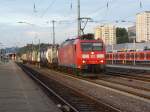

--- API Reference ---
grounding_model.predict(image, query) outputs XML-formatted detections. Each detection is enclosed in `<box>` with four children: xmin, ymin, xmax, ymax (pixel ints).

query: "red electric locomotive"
<box><xmin>58</xmin><ymin>34</ymin><xmax>106</xmax><ymax>75</ymax></box>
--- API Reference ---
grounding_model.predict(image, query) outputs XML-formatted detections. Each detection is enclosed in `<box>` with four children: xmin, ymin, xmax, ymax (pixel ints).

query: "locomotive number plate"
<box><xmin>90</xmin><ymin>55</ymin><xmax>96</xmax><ymax>58</ymax></box>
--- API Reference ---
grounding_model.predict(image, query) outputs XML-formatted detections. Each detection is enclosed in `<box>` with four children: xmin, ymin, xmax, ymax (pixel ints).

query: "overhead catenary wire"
<box><xmin>119</xmin><ymin>1</ymin><xmax>144</xmax><ymax>23</ymax></box>
<box><xmin>40</xmin><ymin>0</ymin><xmax>57</xmax><ymax>18</ymax></box>
<box><xmin>87</xmin><ymin>4</ymin><xmax>107</xmax><ymax>17</ymax></box>
<box><xmin>88</xmin><ymin>0</ymin><xmax>118</xmax><ymax>17</ymax></box>
<box><xmin>32</xmin><ymin>0</ymin><xmax>45</xmax><ymax>13</ymax></box>
<box><xmin>32</xmin><ymin>0</ymin><xmax>148</xmax><ymax>43</ymax></box>
<box><xmin>89</xmin><ymin>0</ymin><xmax>145</xmax><ymax>26</ymax></box>
<box><xmin>60</xmin><ymin>0</ymin><xmax>76</xmax><ymax>23</ymax></box>
<box><xmin>35</xmin><ymin>0</ymin><xmax>145</xmax><ymax>22</ymax></box>
<box><xmin>40</xmin><ymin>0</ymin><xmax>109</xmax><ymax>31</ymax></box>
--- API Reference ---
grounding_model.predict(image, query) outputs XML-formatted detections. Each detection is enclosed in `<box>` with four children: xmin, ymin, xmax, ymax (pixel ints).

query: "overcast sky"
<box><xmin>0</xmin><ymin>0</ymin><xmax>150</xmax><ymax>48</ymax></box>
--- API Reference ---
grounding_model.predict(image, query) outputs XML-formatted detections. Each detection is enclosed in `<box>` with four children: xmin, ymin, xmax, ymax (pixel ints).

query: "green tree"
<box><xmin>116</xmin><ymin>27</ymin><xmax>129</xmax><ymax>44</ymax></box>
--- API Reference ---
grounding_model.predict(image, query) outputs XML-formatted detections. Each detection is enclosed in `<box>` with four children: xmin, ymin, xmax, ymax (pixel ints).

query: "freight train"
<box><xmin>106</xmin><ymin>50</ymin><xmax>150</xmax><ymax>65</ymax></box>
<box><xmin>21</xmin><ymin>34</ymin><xmax>106</xmax><ymax>76</ymax></box>
<box><xmin>40</xmin><ymin>44</ymin><xmax>59</xmax><ymax>68</ymax></box>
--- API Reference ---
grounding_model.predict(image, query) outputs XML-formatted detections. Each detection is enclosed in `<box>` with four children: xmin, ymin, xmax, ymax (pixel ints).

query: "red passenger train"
<box><xmin>58</xmin><ymin>34</ymin><xmax>106</xmax><ymax>73</ymax></box>
<box><xmin>106</xmin><ymin>50</ymin><xmax>150</xmax><ymax>65</ymax></box>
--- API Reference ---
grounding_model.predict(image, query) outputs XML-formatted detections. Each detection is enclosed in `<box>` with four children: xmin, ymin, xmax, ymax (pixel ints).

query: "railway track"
<box><xmin>18</xmin><ymin>63</ymin><xmax>121</xmax><ymax>112</ymax></box>
<box><xmin>92</xmin><ymin>78</ymin><xmax>150</xmax><ymax>100</ymax></box>
<box><xmin>97</xmin><ymin>76</ymin><xmax>150</xmax><ymax>92</ymax></box>
<box><xmin>57</xmin><ymin>70</ymin><xmax>150</xmax><ymax>100</ymax></box>
<box><xmin>46</xmin><ymin>69</ymin><xmax>150</xmax><ymax>101</ymax></box>
<box><xmin>105</xmin><ymin>70</ymin><xmax>150</xmax><ymax>82</ymax></box>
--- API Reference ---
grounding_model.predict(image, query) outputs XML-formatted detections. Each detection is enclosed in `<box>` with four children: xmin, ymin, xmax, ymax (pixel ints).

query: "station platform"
<box><xmin>106</xmin><ymin>64</ymin><xmax>150</xmax><ymax>71</ymax></box>
<box><xmin>0</xmin><ymin>61</ymin><xmax>61</xmax><ymax>112</ymax></box>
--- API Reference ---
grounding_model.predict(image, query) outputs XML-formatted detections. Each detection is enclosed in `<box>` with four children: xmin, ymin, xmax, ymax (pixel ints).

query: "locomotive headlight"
<box><xmin>82</xmin><ymin>60</ymin><xmax>86</xmax><ymax>64</ymax></box>
<box><xmin>82</xmin><ymin>54</ymin><xmax>89</xmax><ymax>58</ymax></box>
<box><xmin>97</xmin><ymin>54</ymin><xmax>104</xmax><ymax>58</ymax></box>
<box><xmin>100</xmin><ymin>60</ymin><xmax>104</xmax><ymax>63</ymax></box>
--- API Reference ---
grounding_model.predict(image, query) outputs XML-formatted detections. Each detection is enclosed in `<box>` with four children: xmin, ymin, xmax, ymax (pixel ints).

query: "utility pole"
<box><xmin>0</xmin><ymin>43</ymin><xmax>2</xmax><ymax>62</ymax></box>
<box><xmin>112</xmin><ymin>44</ymin><xmax>114</xmax><ymax>65</ymax></box>
<box><xmin>52</xmin><ymin>20</ymin><xmax>56</xmax><ymax>64</ymax></box>
<box><xmin>31</xmin><ymin>41</ymin><xmax>33</xmax><ymax>61</ymax></box>
<box><xmin>77</xmin><ymin>0</ymin><xmax>81</xmax><ymax>37</ymax></box>
<box><xmin>77</xmin><ymin>0</ymin><xmax>91</xmax><ymax>36</ymax></box>
<box><xmin>52</xmin><ymin>20</ymin><xmax>56</xmax><ymax>45</ymax></box>
<box><xmin>38</xmin><ymin>39</ymin><xmax>41</xmax><ymax>68</ymax></box>
<box><xmin>133</xmin><ymin>38</ymin><xmax>136</xmax><ymax>65</ymax></box>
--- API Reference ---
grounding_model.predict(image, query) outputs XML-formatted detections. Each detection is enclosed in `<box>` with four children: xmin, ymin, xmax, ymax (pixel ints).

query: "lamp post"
<box><xmin>17</xmin><ymin>21</ymin><xmax>41</xmax><ymax>68</ymax></box>
<box><xmin>77</xmin><ymin>0</ymin><xmax>81</xmax><ymax>37</ymax></box>
<box><xmin>18</xmin><ymin>21</ymin><xmax>35</xmax><ymax>53</ymax></box>
<box><xmin>17</xmin><ymin>21</ymin><xmax>35</xmax><ymax>26</ymax></box>
<box><xmin>0</xmin><ymin>43</ymin><xmax>6</xmax><ymax>63</ymax></box>
<box><xmin>0</xmin><ymin>43</ymin><xmax>2</xmax><ymax>62</ymax></box>
<box><xmin>18</xmin><ymin>21</ymin><xmax>35</xmax><ymax>62</ymax></box>
<box><xmin>133</xmin><ymin>37</ymin><xmax>136</xmax><ymax>65</ymax></box>
<box><xmin>46</xmin><ymin>20</ymin><xmax>56</xmax><ymax>46</ymax></box>
<box><xmin>111</xmin><ymin>43</ymin><xmax>114</xmax><ymax>64</ymax></box>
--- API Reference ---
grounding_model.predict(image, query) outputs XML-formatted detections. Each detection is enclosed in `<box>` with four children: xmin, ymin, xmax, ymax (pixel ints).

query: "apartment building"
<box><xmin>136</xmin><ymin>11</ymin><xmax>150</xmax><ymax>42</ymax></box>
<box><xmin>95</xmin><ymin>24</ymin><xmax>116</xmax><ymax>45</ymax></box>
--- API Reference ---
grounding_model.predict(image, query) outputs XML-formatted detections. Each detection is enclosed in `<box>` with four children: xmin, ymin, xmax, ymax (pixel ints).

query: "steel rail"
<box><xmin>18</xmin><ymin>63</ymin><xmax>121</xmax><ymax>112</ymax></box>
<box><xmin>19</xmin><ymin>64</ymin><xmax>79</xmax><ymax>112</ymax></box>
<box><xmin>105</xmin><ymin>71</ymin><xmax>150</xmax><ymax>82</ymax></box>
<box><xmin>39</xmin><ymin>67</ymin><xmax>150</xmax><ymax>101</ymax></box>
<box><xmin>98</xmin><ymin>77</ymin><xmax>150</xmax><ymax>92</ymax></box>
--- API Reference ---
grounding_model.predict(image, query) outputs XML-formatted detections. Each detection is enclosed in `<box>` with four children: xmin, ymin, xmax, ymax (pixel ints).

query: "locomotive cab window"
<box><xmin>93</xmin><ymin>43</ymin><xmax>103</xmax><ymax>51</ymax></box>
<box><xmin>81</xmin><ymin>43</ymin><xmax>103</xmax><ymax>52</ymax></box>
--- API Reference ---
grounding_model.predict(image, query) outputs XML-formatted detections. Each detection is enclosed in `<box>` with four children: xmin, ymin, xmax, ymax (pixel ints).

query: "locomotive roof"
<box><xmin>60</xmin><ymin>34</ymin><xmax>103</xmax><ymax>47</ymax></box>
<box><xmin>61</xmin><ymin>39</ymin><xmax>75</xmax><ymax>46</ymax></box>
<box><xmin>78</xmin><ymin>34</ymin><xmax>95</xmax><ymax>40</ymax></box>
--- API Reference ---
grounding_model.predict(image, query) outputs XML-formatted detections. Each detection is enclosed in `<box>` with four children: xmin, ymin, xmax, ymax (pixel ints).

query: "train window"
<box><xmin>135</xmin><ymin>53</ymin><xmax>138</xmax><ymax>58</ymax></box>
<box><xmin>146</xmin><ymin>53</ymin><xmax>150</xmax><ymax>58</ymax></box>
<box><xmin>93</xmin><ymin>43</ymin><xmax>103</xmax><ymax>51</ymax></box>
<box><xmin>106</xmin><ymin>54</ymin><xmax>109</xmax><ymax>58</ymax></box>
<box><xmin>131</xmin><ymin>53</ymin><xmax>134</xmax><ymax>58</ymax></box>
<box><xmin>127</xmin><ymin>54</ymin><xmax>130</xmax><ymax>58</ymax></box>
<box><xmin>120</xmin><ymin>54</ymin><xmax>125</xmax><ymax>58</ymax></box>
<box><xmin>81</xmin><ymin>43</ymin><xmax>92</xmax><ymax>51</ymax></box>
<box><xmin>81</xmin><ymin>43</ymin><xmax>103</xmax><ymax>51</ymax></box>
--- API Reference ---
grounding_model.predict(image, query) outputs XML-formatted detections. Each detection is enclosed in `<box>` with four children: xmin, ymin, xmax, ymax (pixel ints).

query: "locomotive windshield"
<box><xmin>81</xmin><ymin>43</ymin><xmax>103</xmax><ymax>51</ymax></box>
